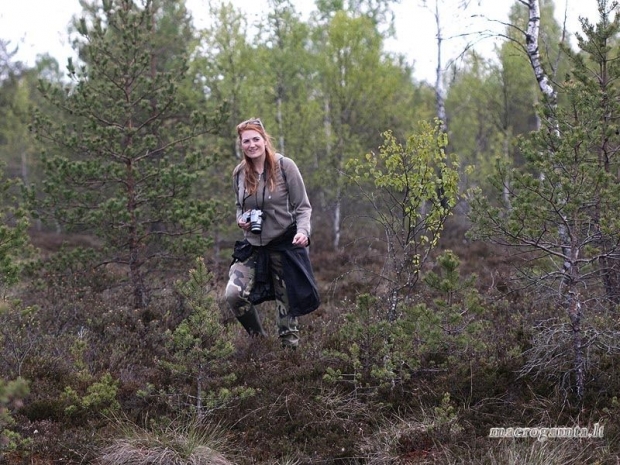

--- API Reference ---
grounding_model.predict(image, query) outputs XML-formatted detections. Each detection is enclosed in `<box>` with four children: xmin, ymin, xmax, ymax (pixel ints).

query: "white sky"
<box><xmin>0</xmin><ymin>0</ymin><xmax>603</xmax><ymax>83</ymax></box>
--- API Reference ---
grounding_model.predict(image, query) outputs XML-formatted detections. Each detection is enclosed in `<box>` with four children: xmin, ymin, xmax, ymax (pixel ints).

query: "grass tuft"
<box><xmin>95</xmin><ymin>414</ymin><xmax>235</xmax><ymax>465</ymax></box>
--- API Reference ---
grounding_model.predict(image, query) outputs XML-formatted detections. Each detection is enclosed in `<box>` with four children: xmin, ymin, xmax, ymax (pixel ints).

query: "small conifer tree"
<box><xmin>29</xmin><ymin>0</ymin><xmax>224</xmax><ymax>308</ymax></box>
<box><xmin>163</xmin><ymin>258</ymin><xmax>250</xmax><ymax>416</ymax></box>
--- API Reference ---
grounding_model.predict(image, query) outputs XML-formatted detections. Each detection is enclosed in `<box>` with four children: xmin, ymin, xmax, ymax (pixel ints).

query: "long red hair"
<box><xmin>236</xmin><ymin>118</ymin><xmax>279</xmax><ymax>195</ymax></box>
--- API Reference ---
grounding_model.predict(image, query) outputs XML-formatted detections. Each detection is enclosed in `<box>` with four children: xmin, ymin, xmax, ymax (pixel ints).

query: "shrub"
<box><xmin>0</xmin><ymin>377</ymin><xmax>29</xmax><ymax>452</ymax></box>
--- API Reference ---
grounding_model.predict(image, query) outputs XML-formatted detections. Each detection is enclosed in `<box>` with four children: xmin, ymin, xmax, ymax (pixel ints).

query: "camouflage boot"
<box><xmin>236</xmin><ymin>307</ymin><xmax>267</xmax><ymax>337</ymax></box>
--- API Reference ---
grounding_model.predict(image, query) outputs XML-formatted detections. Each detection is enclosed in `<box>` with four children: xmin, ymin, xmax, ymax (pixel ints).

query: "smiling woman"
<box><xmin>225</xmin><ymin>117</ymin><xmax>319</xmax><ymax>348</ymax></box>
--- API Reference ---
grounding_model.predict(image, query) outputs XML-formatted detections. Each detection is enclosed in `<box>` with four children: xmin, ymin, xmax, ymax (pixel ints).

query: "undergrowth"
<box><xmin>1</xmin><ymin>217</ymin><xmax>618</xmax><ymax>464</ymax></box>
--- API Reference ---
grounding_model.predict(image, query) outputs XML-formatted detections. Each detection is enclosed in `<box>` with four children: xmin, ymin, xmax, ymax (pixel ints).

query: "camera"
<box><xmin>243</xmin><ymin>209</ymin><xmax>265</xmax><ymax>234</ymax></box>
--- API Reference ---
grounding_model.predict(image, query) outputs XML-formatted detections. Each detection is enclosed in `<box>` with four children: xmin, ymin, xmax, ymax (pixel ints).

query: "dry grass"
<box><xmin>452</xmin><ymin>437</ymin><xmax>610</xmax><ymax>465</ymax></box>
<box><xmin>95</xmin><ymin>415</ymin><xmax>235</xmax><ymax>465</ymax></box>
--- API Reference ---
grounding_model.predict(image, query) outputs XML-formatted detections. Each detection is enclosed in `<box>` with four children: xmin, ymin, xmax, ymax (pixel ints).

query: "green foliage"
<box><xmin>445</xmin><ymin>54</ymin><xmax>507</xmax><ymax>186</ymax></box>
<box><xmin>323</xmin><ymin>293</ymin><xmax>395</xmax><ymax>390</ymax></box>
<box><xmin>315</xmin><ymin>0</ymin><xmax>398</xmax><ymax>29</ymax></box>
<box><xmin>62</xmin><ymin>372</ymin><xmax>120</xmax><ymax>419</ymax></box>
<box><xmin>0</xmin><ymin>70</ymin><xmax>38</xmax><ymax>182</ymax></box>
<box><xmin>346</xmin><ymin>121</ymin><xmax>460</xmax><ymax>319</ymax></box>
<box><xmin>468</xmin><ymin>18</ymin><xmax>620</xmax><ymax>295</ymax></box>
<box><xmin>397</xmin><ymin>250</ymin><xmax>488</xmax><ymax>368</ymax></box>
<box><xmin>163</xmin><ymin>257</ymin><xmax>252</xmax><ymax>413</ymax></box>
<box><xmin>446</xmin><ymin>0</ymin><xmax>572</xmax><ymax>196</ymax></box>
<box><xmin>325</xmin><ymin>250</ymin><xmax>487</xmax><ymax>392</ymax></box>
<box><xmin>29</xmin><ymin>0</ymin><xmax>225</xmax><ymax>308</ymax></box>
<box><xmin>348</xmin><ymin>122</ymin><xmax>458</xmax><ymax>233</ymax></box>
<box><xmin>468</xmin><ymin>1</ymin><xmax>620</xmax><ymax>401</ymax></box>
<box><xmin>0</xmin><ymin>377</ymin><xmax>29</xmax><ymax>452</ymax></box>
<box><xmin>0</xmin><ymin>303</ymin><xmax>40</xmax><ymax>379</ymax></box>
<box><xmin>255</xmin><ymin>0</ymin><xmax>322</xmax><ymax>169</ymax></box>
<box><xmin>192</xmin><ymin>1</ymin><xmax>254</xmax><ymax>142</ymax></box>
<box><xmin>69</xmin><ymin>331</ymin><xmax>90</xmax><ymax>380</ymax></box>
<box><xmin>0</xmin><ymin>169</ymin><xmax>30</xmax><ymax>293</ymax></box>
<box><xmin>431</xmin><ymin>392</ymin><xmax>463</xmax><ymax>438</ymax></box>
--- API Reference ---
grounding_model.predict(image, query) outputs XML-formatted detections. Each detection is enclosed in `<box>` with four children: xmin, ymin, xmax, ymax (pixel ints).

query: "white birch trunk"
<box><xmin>277</xmin><ymin>94</ymin><xmax>285</xmax><ymax>154</ymax></box>
<box><xmin>525</xmin><ymin>0</ymin><xmax>583</xmax><ymax>399</ymax></box>
<box><xmin>322</xmin><ymin>97</ymin><xmax>341</xmax><ymax>249</ymax></box>
<box><xmin>433</xmin><ymin>0</ymin><xmax>447</xmax><ymax>129</ymax></box>
<box><xmin>320</xmin><ymin>98</ymin><xmax>331</xmax><ymax>212</ymax></box>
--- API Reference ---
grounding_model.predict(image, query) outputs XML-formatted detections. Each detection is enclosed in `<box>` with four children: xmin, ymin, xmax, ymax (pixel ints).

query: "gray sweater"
<box><xmin>233</xmin><ymin>154</ymin><xmax>312</xmax><ymax>246</ymax></box>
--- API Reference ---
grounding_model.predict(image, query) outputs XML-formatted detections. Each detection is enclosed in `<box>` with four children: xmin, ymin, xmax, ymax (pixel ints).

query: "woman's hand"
<box><xmin>292</xmin><ymin>232</ymin><xmax>309</xmax><ymax>247</ymax></box>
<box><xmin>238</xmin><ymin>213</ymin><xmax>250</xmax><ymax>232</ymax></box>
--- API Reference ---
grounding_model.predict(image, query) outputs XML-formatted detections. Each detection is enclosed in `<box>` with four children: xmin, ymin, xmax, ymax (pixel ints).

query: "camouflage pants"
<box><xmin>225</xmin><ymin>249</ymin><xmax>299</xmax><ymax>347</ymax></box>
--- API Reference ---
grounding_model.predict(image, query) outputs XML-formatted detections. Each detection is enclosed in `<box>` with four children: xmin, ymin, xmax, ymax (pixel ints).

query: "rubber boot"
<box><xmin>236</xmin><ymin>307</ymin><xmax>267</xmax><ymax>337</ymax></box>
<box><xmin>277</xmin><ymin>314</ymin><xmax>299</xmax><ymax>348</ymax></box>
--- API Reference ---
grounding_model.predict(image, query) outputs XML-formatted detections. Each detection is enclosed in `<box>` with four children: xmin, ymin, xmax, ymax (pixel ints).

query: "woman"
<box><xmin>225</xmin><ymin>118</ymin><xmax>320</xmax><ymax>348</ymax></box>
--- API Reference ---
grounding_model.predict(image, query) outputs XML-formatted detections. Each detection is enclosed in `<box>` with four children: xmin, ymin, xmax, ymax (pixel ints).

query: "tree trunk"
<box><xmin>565</xmin><ymin>284</ymin><xmax>585</xmax><ymax>400</ymax></box>
<box><xmin>525</xmin><ymin>0</ymin><xmax>583</xmax><ymax>399</ymax></box>
<box><xmin>431</xmin><ymin>0</ymin><xmax>450</xmax><ymax>209</ymax></box>
<box><xmin>433</xmin><ymin>0</ymin><xmax>447</xmax><ymax>130</ymax></box>
<box><xmin>277</xmin><ymin>92</ymin><xmax>285</xmax><ymax>154</ymax></box>
<box><xmin>129</xmin><ymin>243</ymin><xmax>148</xmax><ymax>309</ymax></box>
<box><xmin>196</xmin><ymin>364</ymin><xmax>204</xmax><ymax>417</ymax></box>
<box><xmin>599</xmin><ymin>256</ymin><xmax>620</xmax><ymax>308</ymax></box>
<box><xmin>502</xmin><ymin>134</ymin><xmax>511</xmax><ymax>209</ymax></box>
<box><xmin>125</xmin><ymin>137</ymin><xmax>147</xmax><ymax>308</ymax></box>
<box><xmin>333</xmin><ymin>197</ymin><xmax>341</xmax><ymax>250</ymax></box>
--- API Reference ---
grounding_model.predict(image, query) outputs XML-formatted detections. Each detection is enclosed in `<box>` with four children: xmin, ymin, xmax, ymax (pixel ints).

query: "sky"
<box><xmin>0</xmin><ymin>0</ymin><xmax>603</xmax><ymax>83</ymax></box>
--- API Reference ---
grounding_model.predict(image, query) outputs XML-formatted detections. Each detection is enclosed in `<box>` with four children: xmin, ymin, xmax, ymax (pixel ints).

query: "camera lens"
<box><xmin>249</xmin><ymin>209</ymin><xmax>263</xmax><ymax>234</ymax></box>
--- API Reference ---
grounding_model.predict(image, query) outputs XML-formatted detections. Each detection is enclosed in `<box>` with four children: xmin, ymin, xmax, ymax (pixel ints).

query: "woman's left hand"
<box><xmin>292</xmin><ymin>232</ymin><xmax>309</xmax><ymax>247</ymax></box>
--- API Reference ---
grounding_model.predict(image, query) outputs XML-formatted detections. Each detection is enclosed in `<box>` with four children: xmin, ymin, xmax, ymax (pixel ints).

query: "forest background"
<box><xmin>1</xmin><ymin>0</ymin><xmax>620</xmax><ymax>463</ymax></box>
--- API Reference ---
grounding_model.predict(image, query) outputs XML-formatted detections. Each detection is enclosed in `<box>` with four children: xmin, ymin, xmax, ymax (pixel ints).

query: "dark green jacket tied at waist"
<box><xmin>232</xmin><ymin>225</ymin><xmax>320</xmax><ymax>317</ymax></box>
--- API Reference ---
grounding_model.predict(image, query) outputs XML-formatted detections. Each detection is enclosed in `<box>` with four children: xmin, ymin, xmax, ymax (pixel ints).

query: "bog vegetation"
<box><xmin>0</xmin><ymin>0</ymin><xmax>619</xmax><ymax>463</ymax></box>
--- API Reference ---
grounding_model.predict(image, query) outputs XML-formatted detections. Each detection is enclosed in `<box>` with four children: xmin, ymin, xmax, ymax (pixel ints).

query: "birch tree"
<box><xmin>347</xmin><ymin>121</ymin><xmax>459</xmax><ymax>321</ymax></box>
<box><xmin>192</xmin><ymin>1</ymin><xmax>254</xmax><ymax>158</ymax></box>
<box><xmin>314</xmin><ymin>10</ymin><xmax>418</xmax><ymax>249</ymax></box>
<box><xmin>255</xmin><ymin>0</ymin><xmax>320</xmax><ymax>163</ymax></box>
<box><xmin>470</xmin><ymin>0</ymin><xmax>620</xmax><ymax>400</ymax></box>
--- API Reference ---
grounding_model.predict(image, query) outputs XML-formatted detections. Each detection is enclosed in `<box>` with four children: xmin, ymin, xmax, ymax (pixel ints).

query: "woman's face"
<box><xmin>240</xmin><ymin>129</ymin><xmax>266</xmax><ymax>162</ymax></box>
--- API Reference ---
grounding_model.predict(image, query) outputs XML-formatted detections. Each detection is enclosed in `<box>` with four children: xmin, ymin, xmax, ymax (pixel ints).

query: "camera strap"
<box><xmin>237</xmin><ymin>157</ymin><xmax>290</xmax><ymax>245</ymax></box>
<box><xmin>240</xmin><ymin>173</ymin><xmax>267</xmax><ymax>214</ymax></box>
<box><xmin>237</xmin><ymin>156</ymin><xmax>289</xmax><ymax>212</ymax></box>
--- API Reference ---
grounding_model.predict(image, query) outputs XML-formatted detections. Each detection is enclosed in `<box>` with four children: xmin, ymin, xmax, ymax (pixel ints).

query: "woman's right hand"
<box><xmin>238</xmin><ymin>212</ymin><xmax>250</xmax><ymax>231</ymax></box>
